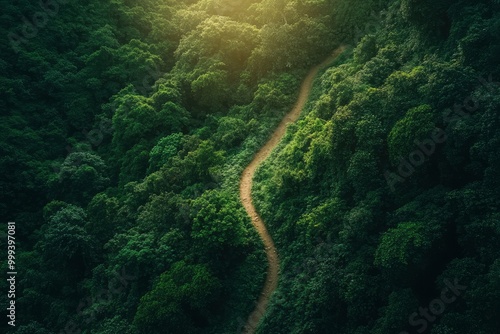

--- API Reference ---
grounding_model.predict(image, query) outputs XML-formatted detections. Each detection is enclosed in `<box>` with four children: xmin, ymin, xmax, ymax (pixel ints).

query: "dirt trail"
<box><xmin>239</xmin><ymin>46</ymin><xmax>346</xmax><ymax>334</ymax></box>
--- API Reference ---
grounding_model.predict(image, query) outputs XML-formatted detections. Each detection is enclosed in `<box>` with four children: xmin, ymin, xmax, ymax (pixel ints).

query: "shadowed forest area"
<box><xmin>1</xmin><ymin>0</ymin><xmax>499</xmax><ymax>333</ymax></box>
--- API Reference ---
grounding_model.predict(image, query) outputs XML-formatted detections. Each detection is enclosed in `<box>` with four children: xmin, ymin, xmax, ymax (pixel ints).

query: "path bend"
<box><xmin>239</xmin><ymin>46</ymin><xmax>346</xmax><ymax>334</ymax></box>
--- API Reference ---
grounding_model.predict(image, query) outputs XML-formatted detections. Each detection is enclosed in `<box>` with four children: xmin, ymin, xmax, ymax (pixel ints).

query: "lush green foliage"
<box><xmin>252</xmin><ymin>1</ymin><xmax>500</xmax><ymax>333</ymax></box>
<box><xmin>1</xmin><ymin>0</ymin><xmax>498</xmax><ymax>333</ymax></box>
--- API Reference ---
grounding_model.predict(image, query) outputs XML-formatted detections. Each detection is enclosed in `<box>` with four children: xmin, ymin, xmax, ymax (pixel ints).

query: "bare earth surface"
<box><xmin>239</xmin><ymin>46</ymin><xmax>346</xmax><ymax>334</ymax></box>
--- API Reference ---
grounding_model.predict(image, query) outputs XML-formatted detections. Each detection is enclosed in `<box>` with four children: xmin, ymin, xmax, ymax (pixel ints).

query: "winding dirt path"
<box><xmin>239</xmin><ymin>46</ymin><xmax>346</xmax><ymax>334</ymax></box>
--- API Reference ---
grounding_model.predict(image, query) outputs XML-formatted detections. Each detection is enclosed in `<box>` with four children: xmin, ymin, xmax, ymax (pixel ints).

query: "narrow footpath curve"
<box><xmin>239</xmin><ymin>46</ymin><xmax>346</xmax><ymax>334</ymax></box>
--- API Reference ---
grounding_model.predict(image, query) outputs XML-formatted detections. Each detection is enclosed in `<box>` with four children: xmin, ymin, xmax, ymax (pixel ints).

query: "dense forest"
<box><xmin>1</xmin><ymin>0</ymin><xmax>499</xmax><ymax>333</ymax></box>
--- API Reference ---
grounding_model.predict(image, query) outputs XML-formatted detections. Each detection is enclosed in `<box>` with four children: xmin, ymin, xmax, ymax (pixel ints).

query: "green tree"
<box><xmin>387</xmin><ymin>104</ymin><xmax>435</xmax><ymax>164</ymax></box>
<box><xmin>37</xmin><ymin>209</ymin><xmax>97</xmax><ymax>275</ymax></box>
<box><xmin>133</xmin><ymin>261</ymin><xmax>221</xmax><ymax>333</ymax></box>
<box><xmin>148</xmin><ymin>133</ymin><xmax>184</xmax><ymax>173</ymax></box>
<box><xmin>190</xmin><ymin>190</ymin><xmax>248</xmax><ymax>259</ymax></box>
<box><xmin>50</xmin><ymin>151</ymin><xmax>110</xmax><ymax>204</ymax></box>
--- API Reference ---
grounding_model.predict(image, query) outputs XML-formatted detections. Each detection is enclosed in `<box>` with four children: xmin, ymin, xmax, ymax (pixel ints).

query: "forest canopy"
<box><xmin>1</xmin><ymin>0</ymin><xmax>499</xmax><ymax>333</ymax></box>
